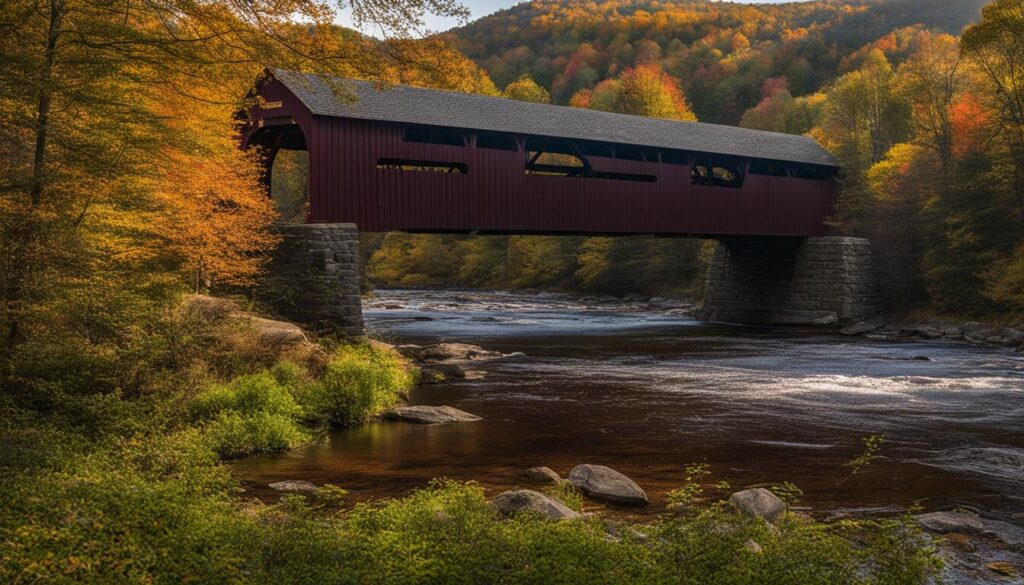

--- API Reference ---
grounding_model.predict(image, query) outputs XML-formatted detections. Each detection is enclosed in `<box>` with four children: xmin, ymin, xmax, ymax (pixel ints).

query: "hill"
<box><xmin>450</xmin><ymin>0</ymin><xmax>987</xmax><ymax>123</ymax></box>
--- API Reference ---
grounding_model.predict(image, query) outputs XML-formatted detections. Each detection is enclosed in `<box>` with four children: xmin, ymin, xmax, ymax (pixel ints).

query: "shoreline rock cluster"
<box><xmin>373</xmin><ymin>339</ymin><xmax>519</xmax><ymax>385</ymax></box>
<box><xmin>840</xmin><ymin>316</ymin><xmax>1024</xmax><ymax>350</ymax></box>
<box><xmin>266</xmin><ymin>465</ymin><xmax>1022</xmax><ymax>581</ymax></box>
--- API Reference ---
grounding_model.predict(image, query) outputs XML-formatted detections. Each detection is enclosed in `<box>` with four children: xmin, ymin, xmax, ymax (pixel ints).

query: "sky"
<box><xmin>337</xmin><ymin>0</ymin><xmax>814</xmax><ymax>35</ymax></box>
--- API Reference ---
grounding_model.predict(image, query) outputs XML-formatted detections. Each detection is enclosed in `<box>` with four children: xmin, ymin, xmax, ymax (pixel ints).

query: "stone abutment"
<box><xmin>702</xmin><ymin>236</ymin><xmax>881</xmax><ymax>325</ymax></box>
<box><xmin>259</xmin><ymin>223</ymin><xmax>364</xmax><ymax>337</ymax></box>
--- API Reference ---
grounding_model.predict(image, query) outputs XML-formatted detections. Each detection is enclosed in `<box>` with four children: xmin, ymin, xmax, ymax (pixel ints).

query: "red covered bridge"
<box><xmin>241</xmin><ymin>69</ymin><xmax>839</xmax><ymax>237</ymax></box>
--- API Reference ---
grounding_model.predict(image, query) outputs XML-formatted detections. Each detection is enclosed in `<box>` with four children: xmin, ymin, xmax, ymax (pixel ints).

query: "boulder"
<box><xmin>367</xmin><ymin>339</ymin><xmax>396</xmax><ymax>352</ymax></box>
<box><xmin>962</xmin><ymin>322</ymin><xmax>999</xmax><ymax>344</ymax></box>
<box><xmin>522</xmin><ymin>466</ymin><xmax>562</xmax><ymax>484</ymax></box>
<box><xmin>840</xmin><ymin>316</ymin><xmax>888</xmax><ymax>336</ymax></box>
<box><xmin>567</xmin><ymin>464</ymin><xmax>648</xmax><ymax>506</ymax></box>
<box><xmin>185</xmin><ymin>294</ymin><xmax>239</xmax><ymax>320</ymax></box>
<box><xmin>418</xmin><ymin>343</ymin><xmax>500</xmax><ymax>362</ymax></box>
<box><xmin>385</xmin><ymin>405</ymin><xmax>481</xmax><ymax>425</ymax></box>
<box><xmin>423</xmin><ymin>363</ymin><xmax>466</xmax><ymax>379</ymax></box>
<box><xmin>418</xmin><ymin>363</ymin><xmax>466</xmax><ymax>384</ymax></box>
<box><xmin>248</xmin><ymin>317</ymin><xmax>309</xmax><ymax>346</ymax></box>
<box><xmin>395</xmin><ymin>344</ymin><xmax>425</xmax><ymax>360</ymax></box>
<box><xmin>916</xmin><ymin>511</ymin><xmax>984</xmax><ymax>534</ymax></box>
<box><xmin>729</xmin><ymin>488</ymin><xmax>787</xmax><ymax>524</ymax></box>
<box><xmin>982</xmin><ymin>518</ymin><xmax>1024</xmax><ymax>546</ymax></box>
<box><xmin>490</xmin><ymin>489</ymin><xmax>581</xmax><ymax>520</ymax></box>
<box><xmin>268</xmin><ymin>480</ymin><xmax>318</xmax><ymax>493</ymax></box>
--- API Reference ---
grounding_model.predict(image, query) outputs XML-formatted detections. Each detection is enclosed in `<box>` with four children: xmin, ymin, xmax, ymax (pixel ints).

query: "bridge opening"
<box><xmin>271</xmin><ymin>148</ymin><xmax>309</xmax><ymax>223</ymax></box>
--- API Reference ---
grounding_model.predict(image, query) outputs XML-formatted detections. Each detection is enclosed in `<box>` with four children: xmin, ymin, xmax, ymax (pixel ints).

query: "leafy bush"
<box><xmin>299</xmin><ymin>344</ymin><xmax>415</xmax><ymax>426</ymax></box>
<box><xmin>203</xmin><ymin>411</ymin><xmax>310</xmax><ymax>459</ymax></box>
<box><xmin>190</xmin><ymin>370</ymin><xmax>302</xmax><ymax>420</ymax></box>
<box><xmin>190</xmin><ymin>370</ymin><xmax>309</xmax><ymax>458</ymax></box>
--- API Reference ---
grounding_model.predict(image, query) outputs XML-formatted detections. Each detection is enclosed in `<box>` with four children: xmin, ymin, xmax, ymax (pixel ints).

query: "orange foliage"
<box><xmin>950</xmin><ymin>94</ymin><xmax>992</xmax><ymax>157</ymax></box>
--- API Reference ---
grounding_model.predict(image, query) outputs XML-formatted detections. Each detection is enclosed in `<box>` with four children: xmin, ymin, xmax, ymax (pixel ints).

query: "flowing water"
<box><xmin>235</xmin><ymin>289</ymin><xmax>1024</xmax><ymax>520</ymax></box>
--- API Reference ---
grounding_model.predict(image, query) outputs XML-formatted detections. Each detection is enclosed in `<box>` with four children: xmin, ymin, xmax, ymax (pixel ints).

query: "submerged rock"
<box><xmin>490</xmin><ymin>489</ymin><xmax>581</xmax><ymax>520</ymax></box>
<box><xmin>386</xmin><ymin>405</ymin><xmax>481</xmax><ymax>424</ymax></box>
<box><xmin>916</xmin><ymin>511</ymin><xmax>985</xmax><ymax>534</ymax></box>
<box><xmin>268</xmin><ymin>480</ymin><xmax>318</xmax><ymax>493</ymax></box>
<box><xmin>522</xmin><ymin>466</ymin><xmax>562</xmax><ymax>485</ymax></box>
<box><xmin>567</xmin><ymin>464</ymin><xmax>648</xmax><ymax>506</ymax></box>
<box><xmin>729</xmin><ymin>488</ymin><xmax>787</xmax><ymax>524</ymax></box>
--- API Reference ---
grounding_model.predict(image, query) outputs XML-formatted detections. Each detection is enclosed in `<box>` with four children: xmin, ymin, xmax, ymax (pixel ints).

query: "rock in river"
<box><xmin>269</xmin><ymin>480</ymin><xmax>318</xmax><ymax>493</ymax></box>
<box><xmin>729</xmin><ymin>488</ymin><xmax>787</xmax><ymax>524</ymax></box>
<box><xmin>522</xmin><ymin>466</ymin><xmax>562</xmax><ymax>484</ymax></box>
<box><xmin>419</xmin><ymin>363</ymin><xmax>466</xmax><ymax>384</ymax></box>
<box><xmin>386</xmin><ymin>405</ymin><xmax>481</xmax><ymax>425</ymax></box>
<box><xmin>567</xmin><ymin>464</ymin><xmax>648</xmax><ymax>506</ymax></box>
<box><xmin>490</xmin><ymin>489</ymin><xmax>581</xmax><ymax>520</ymax></box>
<box><xmin>417</xmin><ymin>342</ymin><xmax>500</xmax><ymax>362</ymax></box>
<box><xmin>916</xmin><ymin>511</ymin><xmax>984</xmax><ymax>534</ymax></box>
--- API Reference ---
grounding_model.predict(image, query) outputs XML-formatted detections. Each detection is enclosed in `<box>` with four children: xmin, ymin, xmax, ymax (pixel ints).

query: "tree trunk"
<box><xmin>4</xmin><ymin>0</ymin><xmax>64</xmax><ymax>350</ymax></box>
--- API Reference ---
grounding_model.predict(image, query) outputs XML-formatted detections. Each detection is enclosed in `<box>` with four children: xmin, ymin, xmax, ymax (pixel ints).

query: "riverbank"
<box><xmin>0</xmin><ymin>291</ymin><xmax>967</xmax><ymax>583</ymax></box>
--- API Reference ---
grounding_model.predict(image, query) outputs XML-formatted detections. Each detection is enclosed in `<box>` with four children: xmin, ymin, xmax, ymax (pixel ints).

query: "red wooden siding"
<box><xmin>242</xmin><ymin>78</ymin><xmax>836</xmax><ymax>237</ymax></box>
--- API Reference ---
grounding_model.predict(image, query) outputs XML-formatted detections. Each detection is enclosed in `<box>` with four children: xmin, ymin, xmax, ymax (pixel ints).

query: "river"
<box><xmin>235</xmin><ymin>289</ymin><xmax>1024</xmax><ymax>520</ymax></box>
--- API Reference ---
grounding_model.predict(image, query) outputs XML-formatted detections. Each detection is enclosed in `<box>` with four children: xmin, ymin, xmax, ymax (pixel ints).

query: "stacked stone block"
<box><xmin>260</xmin><ymin>223</ymin><xmax>364</xmax><ymax>337</ymax></box>
<box><xmin>702</xmin><ymin>236</ymin><xmax>880</xmax><ymax>325</ymax></box>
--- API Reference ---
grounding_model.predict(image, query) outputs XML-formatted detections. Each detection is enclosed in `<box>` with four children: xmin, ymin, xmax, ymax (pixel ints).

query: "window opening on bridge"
<box><xmin>749</xmin><ymin>160</ymin><xmax>789</xmax><ymax>177</ymax></box>
<box><xmin>377</xmin><ymin>158</ymin><xmax>468</xmax><ymax>174</ymax></box>
<box><xmin>402</xmin><ymin>125</ymin><xmax>466</xmax><ymax>147</ymax></box>
<box><xmin>692</xmin><ymin>156</ymin><xmax>745</xmax><ymax>188</ymax></box>
<box><xmin>524</xmin><ymin>138</ymin><xmax>658</xmax><ymax>182</ymax></box>
<box><xmin>475</xmin><ymin>131</ymin><xmax>518</xmax><ymax>151</ymax></box>
<box><xmin>524</xmin><ymin>137</ymin><xmax>591</xmax><ymax>177</ymax></box>
<box><xmin>791</xmin><ymin>164</ymin><xmax>829</xmax><ymax>181</ymax></box>
<box><xmin>525</xmin><ymin>150</ymin><xmax>590</xmax><ymax>177</ymax></box>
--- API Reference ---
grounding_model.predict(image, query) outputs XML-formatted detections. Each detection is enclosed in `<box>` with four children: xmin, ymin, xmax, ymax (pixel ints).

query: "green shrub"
<box><xmin>189</xmin><ymin>370</ymin><xmax>310</xmax><ymax>458</ymax></box>
<box><xmin>203</xmin><ymin>411</ymin><xmax>310</xmax><ymax>459</ymax></box>
<box><xmin>544</xmin><ymin>481</ymin><xmax>585</xmax><ymax>512</ymax></box>
<box><xmin>300</xmin><ymin>344</ymin><xmax>415</xmax><ymax>426</ymax></box>
<box><xmin>190</xmin><ymin>371</ymin><xmax>301</xmax><ymax>421</ymax></box>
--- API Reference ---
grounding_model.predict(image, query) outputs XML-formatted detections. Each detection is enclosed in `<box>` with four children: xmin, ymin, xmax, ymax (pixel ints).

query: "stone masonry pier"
<box><xmin>260</xmin><ymin>223</ymin><xmax>364</xmax><ymax>337</ymax></box>
<box><xmin>702</xmin><ymin>236</ymin><xmax>880</xmax><ymax>326</ymax></box>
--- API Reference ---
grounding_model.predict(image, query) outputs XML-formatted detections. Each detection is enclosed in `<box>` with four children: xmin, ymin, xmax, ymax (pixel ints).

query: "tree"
<box><xmin>0</xmin><ymin>0</ymin><xmax>471</xmax><ymax>359</ymax></box>
<box><xmin>740</xmin><ymin>77</ymin><xmax>824</xmax><ymax>134</ymax></box>
<box><xmin>962</xmin><ymin>0</ymin><xmax>1024</xmax><ymax>209</ymax></box>
<box><xmin>573</xmin><ymin>65</ymin><xmax>696</xmax><ymax>121</ymax></box>
<box><xmin>896</xmin><ymin>32</ymin><xmax>963</xmax><ymax>176</ymax></box>
<box><xmin>503</xmin><ymin>75</ymin><xmax>551</xmax><ymax>103</ymax></box>
<box><xmin>813</xmin><ymin>50</ymin><xmax>910</xmax><ymax>232</ymax></box>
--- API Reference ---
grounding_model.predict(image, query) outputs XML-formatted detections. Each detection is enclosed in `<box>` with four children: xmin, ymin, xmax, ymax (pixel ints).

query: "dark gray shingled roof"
<box><xmin>270</xmin><ymin>69</ymin><xmax>838</xmax><ymax>168</ymax></box>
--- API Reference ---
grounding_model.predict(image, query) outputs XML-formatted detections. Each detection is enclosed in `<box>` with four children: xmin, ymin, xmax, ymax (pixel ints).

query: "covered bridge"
<box><xmin>242</xmin><ymin>70</ymin><xmax>878</xmax><ymax>334</ymax></box>
<box><xmin>241</xmin><ymin>69</ymin><xmax>838</xmax><ymax>237</ymax></box>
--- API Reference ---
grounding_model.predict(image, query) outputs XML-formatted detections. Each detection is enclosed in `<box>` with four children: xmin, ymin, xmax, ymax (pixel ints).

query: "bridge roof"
<box><xmin>270</xmin><ymin>69</ymin><xmax>838</xmax><ymax>168</ymax></box>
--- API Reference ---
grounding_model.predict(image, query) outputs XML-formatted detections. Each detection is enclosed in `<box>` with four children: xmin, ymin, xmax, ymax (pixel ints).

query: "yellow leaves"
<box><xmin>866</xmin><ymin>143</ymin><xmax>926</xmax><ymax>203</ymax></box>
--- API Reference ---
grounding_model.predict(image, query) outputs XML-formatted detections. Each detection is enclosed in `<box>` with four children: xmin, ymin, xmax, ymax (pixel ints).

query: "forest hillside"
<box><xmin>361</xmin><ymin>0</ymin><xmax>1024</xmax><ymax>321</ymax></box>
